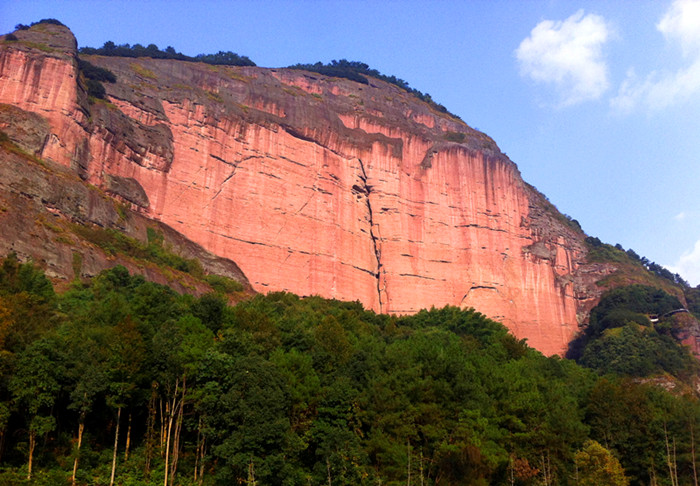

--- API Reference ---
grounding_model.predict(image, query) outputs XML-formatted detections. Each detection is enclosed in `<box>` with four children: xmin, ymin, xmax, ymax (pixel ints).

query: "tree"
<box><xmin>575</xmin><ymin>440</ymin><xmax>629</xmax><ymax>486</ymax></box>
<box><xmin>9</xmin><ymin>338</ymin><xmax>65</xmax><ymax>479</ymax></box>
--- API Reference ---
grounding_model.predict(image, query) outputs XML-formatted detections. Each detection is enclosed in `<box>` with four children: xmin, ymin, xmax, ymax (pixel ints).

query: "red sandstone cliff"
<box><xmin>0</xmin><ymin>24</ymin><xmax>615</xmax><ymax>355</ymax></box>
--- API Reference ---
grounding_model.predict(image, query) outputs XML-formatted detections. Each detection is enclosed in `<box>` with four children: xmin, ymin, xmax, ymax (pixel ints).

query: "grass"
<box><xmin>0</xmin><ymin>130</ymin><xmax>46</xmax><ymax>168</ymax></box>
<box><xmin>205</xmin><ymin>90</ymin><xmax>224</xmax><ymax>103</ymax></box>
<box><xmin>115</xmin><ymin>202</ymin><xmax>129</xmax><ymax>221</ymax></box>
<box><xmin>20</xmin><ymin>41</ymin><xmax>55</xmax><ymax>53</ymax></box>
<box><xmin>88</xmin><ymin>96</ymin><xmax>118</xmax><ymax>109</ymax></box>
<box><xmin>206</xmin><ymin>65</ymin><xmax>251</xmax><ymax>83</ymax></box>
<box><xmin>71</xmin><ymin>251</ymin><xmax>82</xmax><ymax>280</ymax></box>
<box><xmin>70</xmin><ymin>224</ymin><xmax>205</xmax><ymax>279</ymax></box>
<box><xmin>130</xmin><ymin>63</ymin><xmax>157</xmax><ymax>80</ymax></box>
<box><xmin>204</xmin><ymin>274</ymin><xmax>244</xmax><ymax>293</ymax></box>
<box><xmin>282</xmin><ymin>86</ymin><xmax>304</xmax><ymax>97</ymax></box>
<box><xmin>35</xmin><ymin>215</ymin><xmax>64</xmax><ymax>234</ymax></box>
<box><xmin>172</xmin><ymin>83</ymin><xmax>194</xmax><ymax>91</ymax></box>
<box><xmin>444</xmin><ymin>131</ymin><xmax>467</xmax><ymax>143</ymax></box>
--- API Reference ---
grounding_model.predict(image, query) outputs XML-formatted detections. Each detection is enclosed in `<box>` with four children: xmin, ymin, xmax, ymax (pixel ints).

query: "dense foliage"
<box><xmin>0</xmin><ymin>256</ymin><xmax>699</xmax><ymax>485</ymax></box>
<box><xmin>77</xmin><ymin>59</ymin><xmax>117</xmax><ymax>100</ymax></box>
<box><xmin>570</xmin><ymin>285</ymin><xmax>697</xmax><ymax>378</ymax></box>
<box><xmin>79</xmin><ymin>42</ymin><xmax>255</xmax><ymax>67</ymax></box>
<box><xmin>585</xmin><ymin>237</ymin><xmax>688</xmax><ymax>286</ymax></box>
<box><xmin>288</xmin><ymin>59</ymin><xmax>461</xmax><ymax>120</ymax></box>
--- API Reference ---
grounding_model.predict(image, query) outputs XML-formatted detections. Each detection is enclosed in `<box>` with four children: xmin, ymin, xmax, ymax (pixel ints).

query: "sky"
<box><xmin>2</xmin><ymin>0</ymin><xmax>700</xmax><ymax>284</ymax></box>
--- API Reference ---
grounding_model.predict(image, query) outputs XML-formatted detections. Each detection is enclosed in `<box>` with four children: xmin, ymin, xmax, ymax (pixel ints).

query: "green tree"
<box><xmin>9</xmin><ymin>338</ymin><xmax>65</xmax><ymax>479</ymax></box>
<box><xmin>575</xmin><ymin>440</ymin><xmax>629</xmax><ymax>486</ymax></box>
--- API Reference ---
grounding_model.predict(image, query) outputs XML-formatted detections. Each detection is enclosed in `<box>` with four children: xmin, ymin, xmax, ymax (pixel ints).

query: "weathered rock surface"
<box><xmin>0</xmin><ymin>137</ymin><xmax>251</xmax><ymax>294</ymax></box>
<box><xmin>0</xmin><ymin>24</ymin><xmax>617</xmax><ymax>355</ymax></box>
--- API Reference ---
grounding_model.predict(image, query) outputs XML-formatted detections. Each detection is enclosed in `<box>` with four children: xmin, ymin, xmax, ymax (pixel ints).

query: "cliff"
<box><xmin>0</xmin><ymin>23</ymin><xmax>616</xmax><ymax>355</ymax></box>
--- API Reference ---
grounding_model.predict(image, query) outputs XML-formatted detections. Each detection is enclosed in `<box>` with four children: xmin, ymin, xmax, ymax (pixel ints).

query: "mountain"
<box><xmin>0</xmin><ymin>22</ymin><xmax>642</xmax><ymax>355</ymax></box>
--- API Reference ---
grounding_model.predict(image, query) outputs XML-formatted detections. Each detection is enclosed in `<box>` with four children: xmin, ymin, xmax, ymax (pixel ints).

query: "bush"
<box><xmin>78</xmin><ymin>59</ymin><xmax>116</xmax><ymax>83</ymax></box>
<box><xmin>79</xmin><ymin>42</ymin><xmax>256</xmax><ymax>67</ymax></box>
<box><xmin>204</xmin><ymin>274</ymin><xmax>244</xmax><ymax>293</ymax></box>
<box><xmin>86</xmin><ymin>78</ymin><xmax>106</xmax><ymax>99</ymax></box>
<box><xmin>30</xmin><ymin>18</ymin><xmax>65</xmax><ymax>27</ymax></box>
<box><xmin>5</xmin><ymin>33</ymin><xmax>18</xmax><ymax>41</ymax></box>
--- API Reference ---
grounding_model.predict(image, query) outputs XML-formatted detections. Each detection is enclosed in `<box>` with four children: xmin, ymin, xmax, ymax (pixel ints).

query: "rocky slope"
<box><xmin>0</xmin><ymin>23</ymin><xmax>617</xmax><ymax>355</ymax></box>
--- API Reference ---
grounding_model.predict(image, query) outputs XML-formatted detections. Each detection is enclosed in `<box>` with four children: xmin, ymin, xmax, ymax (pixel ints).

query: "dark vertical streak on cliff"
<box><xmin>357</xmin><ymin>158</ymin><xmax>383</xmax><ymax>312</ymax></box>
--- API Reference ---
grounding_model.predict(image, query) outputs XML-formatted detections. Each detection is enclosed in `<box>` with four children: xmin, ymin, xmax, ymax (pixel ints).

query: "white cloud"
<box><xmin>611</xmin><ymin>0</ymin><xmax>700</xmax><ymax>112</ymax></box>
<box><xmin>516</xmin><ymin>10</ymin><xmax>611</xmax><ymax>107</ymax></box>
<box><xmin>668</xmin><ymin>239</ymin><xmax>700</xmax><ymax>286</ymax></box>
<box><xmin>658</xmin><ymin>0</ymin><xmax>700</xmax><ymax>56</ymax></box>
<box><xmin>674</xmin><ymin>211</ymin><xmax>687</xmax><ymax>221</ymax></box>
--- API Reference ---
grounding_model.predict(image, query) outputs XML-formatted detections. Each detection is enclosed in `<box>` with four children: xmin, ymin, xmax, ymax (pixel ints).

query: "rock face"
<box><xmin>0</xmin><ymin>24</ymin><xmax>615</xmax><ymax>355</ymax></box>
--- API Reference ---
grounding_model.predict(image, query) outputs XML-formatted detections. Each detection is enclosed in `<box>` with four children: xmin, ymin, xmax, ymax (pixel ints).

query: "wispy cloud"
<box><xmin>674</xmin><ymin>211</ymin><xmax>688</xmax><ymax>221</ymax></box>
<box><xmin>516</xmin><ymin>10</ymin><xmax>611</xmax><ymax>107</ymax></box>
<box><xmin>668</xmin><ymin>239</ymin><xmax>700</xmax><ymax>286</ymax></box>
<box><xmin>611</xmin><ymin>0</ymin><xmax>700</xmax><ymax>112</ymax></box>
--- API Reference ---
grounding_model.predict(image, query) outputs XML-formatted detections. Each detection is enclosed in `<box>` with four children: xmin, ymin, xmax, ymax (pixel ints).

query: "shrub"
<box><xmin>30</xmin><ymin>18</ymin><xmax>65</xmax><ymax>27</ymax></box>
<box><xmin>80</xmin><ymin>42</ymin><xmax>256</xmax><ymax>67</ymax></box>
<box><xmin>78</xmin><ymin>59</ymin><xmax>116</xmax><ymax>83</ymax></box>
<box><xmin>5</xmin><ymin>33</ymin><xmax>18</xmax><ymax>41</ymax></box>
<box><xmin>86</xmin><ymin>79</ymin><xmax>106</xmax><ymax>99</ymax></box>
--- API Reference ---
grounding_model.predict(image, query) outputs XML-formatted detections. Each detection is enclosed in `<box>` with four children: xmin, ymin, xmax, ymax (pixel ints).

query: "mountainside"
<box><xmin>0</xmin><ymin>23</ymin><xmax>619</xmax><ymax>355</ymax></box>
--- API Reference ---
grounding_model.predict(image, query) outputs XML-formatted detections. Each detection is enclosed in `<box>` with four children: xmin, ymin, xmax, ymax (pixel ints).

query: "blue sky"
<box><xmin>2</xmin><ymin>0</ymin><xmax>700</xmax><ymax>284</ymax></box>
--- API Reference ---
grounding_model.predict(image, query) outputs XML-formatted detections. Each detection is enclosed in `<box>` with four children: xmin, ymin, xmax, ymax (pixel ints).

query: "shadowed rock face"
<box><xmin>0</xmin><ymin>23</ymin><xmax>615</xmax><ymax>355</ymax></box>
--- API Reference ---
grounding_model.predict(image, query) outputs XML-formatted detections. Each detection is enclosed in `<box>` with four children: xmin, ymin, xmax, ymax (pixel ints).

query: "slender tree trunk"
<box><xmin>673</xmin><ymin>437</ymin><xmax>679</xmax><ymax>486</ymax></box>
<box><xmin>170</xmin><ymin>377</ymin><xmax>186</xmax><ymax>484</ymax></box>
<box><xmin>198</xmin><ymin>437</ymin><xmax>206</xmax><ymax>485</ymax></box>
<box><xmin>248</xmin><ymin>457</ymin><xmax>256</xmax><ymax>485</ymax></box>
<box><xmin>194</xmin><ymin>419</ymin><xmax>201</xmax><ymax>484</ymax></box>
<box><xmin>160</xmin><ymin>397</ymin><xmax>166</xmax><ymax>455</ymax></box>
<box><xmin>164</xmin><ymin>378</ymin><xmax>179</xmax><ymax>486</ymax></box>
<box><xmin>27</xmin><ymin>430</ymin><xmax>36</xmax><ymax>480</ymax></box>
<box><xmin>327</xmin><ymin>457</ymin><xmax>332</xmax><ymax>486</ymax></box>
<box><xmin>0</xmin><ymin>425</ymin><xmax>6</xmax><ymax>463</ymax></box>
<box><xmin>665</xmin><ymin>422</ymin><xmax>677</xmax><ymax>486</ymax></box>
<box><xmin>407</xmin><ymin>440</ymin><xmax>411</xmax><ymax>486</ymax></box>
<box><xmin>124</xmin><ymin>413</ymin><xmax>132</xmax><ymax>462</ymax></box>
<box><xmin>691</xmin><ymin>422</ymin><xmax>698</xmax><ymax>486</ymax></box>
<box><xmin>72</xmin><ymin>419</ymin><xmax>85</xmax><ymax>485</ymax></box>
<box><xmin>110</xmin><ymin>407</ymin><xmax>121</xmax><ymax>486</ymax></box>
<box><xmin>540</xmin><ymin>452</ymin><xmax>551</xmax><ymax>486</ymax></box>
<box><xmin>145</xmin><ymin>383</ymin><xmax>157</xmax><ymax>476</ymax></box>
<box><xmin>420</xmin><ymin>448</ymin><xmax>424</xmax><ymax>486</ymax></box>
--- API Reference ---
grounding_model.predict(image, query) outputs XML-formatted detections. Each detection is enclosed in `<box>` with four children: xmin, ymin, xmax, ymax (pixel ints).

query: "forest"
<box><xmin>1</xmin><ymin>253</ymin><xmax>700</xmax><ymax>485</ymax></box>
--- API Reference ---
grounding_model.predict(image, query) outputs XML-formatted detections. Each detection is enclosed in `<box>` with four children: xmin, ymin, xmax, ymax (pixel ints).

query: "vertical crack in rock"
<box><xmin>357</xmin><ymin>158</ymin><xmax>384</xmax><ymax>312</ymax></box>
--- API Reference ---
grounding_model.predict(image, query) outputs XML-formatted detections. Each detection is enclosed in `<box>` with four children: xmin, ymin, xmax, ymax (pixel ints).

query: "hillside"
<box><xmin>0</xmin><ymin>21</ymin><xmax>623</xmax><ymax>356</ymax></box>
<box><xmin>0</xmin><ymin>256</ymin><xmax>697</xmax><ymax>486</ymax></box>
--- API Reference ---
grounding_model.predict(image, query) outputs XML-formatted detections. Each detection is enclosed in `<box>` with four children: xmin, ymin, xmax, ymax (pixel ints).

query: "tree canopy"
<box><xmin>0</xmin><ymin>256</ymin><xmax>698</xmax><ymax>485</ymax></box>
<box><xmin>79</xmin><ymin>42</ymin><xmax>255</xmax><ymax>67</ymax></box>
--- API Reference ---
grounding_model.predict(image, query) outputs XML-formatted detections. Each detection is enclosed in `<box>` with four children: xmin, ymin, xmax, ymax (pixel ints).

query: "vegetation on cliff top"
<box><xmin>288</xmin><ymin>59</ymin><xmax>462</xmax><ymax>120</ymax></box>
<box><xmin>78</xmin><ymin>41</ymin><xmax>256</xmax><ymax>67</ymax></box>
<box><xmin>0</xmin><ymin>255</ymin><xmax>699</xmax><ymax>485</ymax></box>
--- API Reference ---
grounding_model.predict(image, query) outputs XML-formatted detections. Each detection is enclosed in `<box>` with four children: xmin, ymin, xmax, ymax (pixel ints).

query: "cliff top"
<box><xmin>3</xmin><ymin>20</ymin><xmax>76</xmax><ymax>60</ymax></box>
<box><xmin>4</xmin><ymin>21</ymin><xmax>505</xmax><ymax>160</ymax></box>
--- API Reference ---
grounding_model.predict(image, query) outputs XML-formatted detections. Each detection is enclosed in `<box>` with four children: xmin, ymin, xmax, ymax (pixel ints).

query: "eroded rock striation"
<box><xmin>0</xmin><ymin>24</ymin><xmax>615</xmax><ymax>355</ymax></box>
